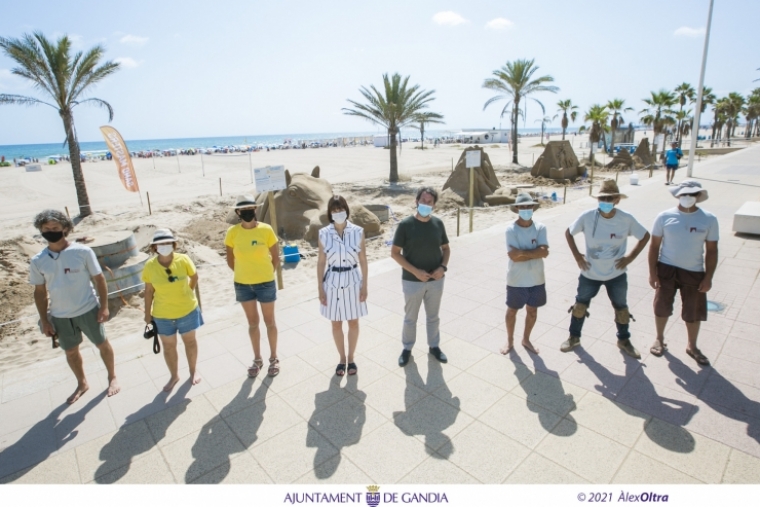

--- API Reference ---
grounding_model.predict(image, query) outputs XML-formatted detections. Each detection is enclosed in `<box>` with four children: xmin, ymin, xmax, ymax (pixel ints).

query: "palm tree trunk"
<box><xmin>60</xmin><ymin>109</ymin><xmax>92</xmax><ymax>217</ymax></box>
<box><xmin>562</xmin><ymin>113</ymin><xmax>568</xmax><ymax>140</ymax></box>
<box><xmin>512</xmin><ymin>100</ymin><xmax>519</xmax><ymax>164</ymax></box>
<box><xmin>420</xmin><ymin>124</ymin><xmax>425</xmax><ymax>150</ymax></box>
<box><xmin>389</xmin><ymin>128</ymin><xmax>399</xmax><ymax>182</ymax></box>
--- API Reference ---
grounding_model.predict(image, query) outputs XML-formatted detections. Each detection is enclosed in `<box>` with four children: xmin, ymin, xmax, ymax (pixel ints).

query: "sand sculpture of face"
<box><xmin>255</xmin><ymin>166</ymin><xmax>381</xmax><ymax>242</ymax></box>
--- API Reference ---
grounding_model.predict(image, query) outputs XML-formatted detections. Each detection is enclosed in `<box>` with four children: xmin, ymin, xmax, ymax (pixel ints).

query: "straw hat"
<box><xmin>592</xmin><ymin>179</ymin><xmax>627</xmax><ymax>199</ymax></box>
<box><xmin>509</xmin><ymin>192</ymin><xmax>540</xmax><ymax>210</ymax></box>
<box><xmin>231</xmin><ymin>194</ymin><xmax>258</xmax><ymax>209</ymax></box>
<box><xmin>150</xmin><ymin>228</ymin><xmax>176</xmax><ymax>245</ymax></box>
<box><xmin>669</xmin><ymin>179</ymin><xmax>708</xmax><ymax>203</ymax></box>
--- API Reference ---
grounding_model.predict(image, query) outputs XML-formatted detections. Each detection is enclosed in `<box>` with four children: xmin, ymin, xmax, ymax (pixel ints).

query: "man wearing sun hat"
<box><xmin>500</xmin><ymin>193</ymin><xmax>548</xmax><ymax>356</ymax></box>
<box><xmin>562</xmin><ymin>179</ymin><xmax>651</xmax><ymax>358</ymax></box>
<box><xmin>648</xmin><ymin>180</ymin><xmax>718</xmax><ymax>366</ymax></box>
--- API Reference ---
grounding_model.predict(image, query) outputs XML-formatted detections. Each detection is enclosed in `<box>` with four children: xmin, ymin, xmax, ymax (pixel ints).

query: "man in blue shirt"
<box><xmin>663</xmin><ymin>141</ymin><xmax>683</xmax><ymax>186</ymax></box>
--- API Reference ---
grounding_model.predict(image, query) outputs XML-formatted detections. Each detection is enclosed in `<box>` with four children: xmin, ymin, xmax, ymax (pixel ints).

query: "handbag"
<box><xmin>143</xmin><ymin>320</ymin><xmax>161</xmax><ymax>354</ymax></box>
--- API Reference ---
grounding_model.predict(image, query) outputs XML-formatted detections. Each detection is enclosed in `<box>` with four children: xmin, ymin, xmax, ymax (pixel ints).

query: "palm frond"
<box><xmin>72</xmin><ymin>97</ymin><xmax>114</xmax><ymax>121</ymax></box>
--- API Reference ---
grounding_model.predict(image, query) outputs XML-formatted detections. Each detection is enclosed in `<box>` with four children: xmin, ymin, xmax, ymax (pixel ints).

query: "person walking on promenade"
<box><xmin>663</xmin><ymin>141</ymin><xmax>683</xmax><ymax>186</ymax></box>
<box><xmin>562</xmin><ymin>180</ymin><xmax>650</xmax><ymax>358</ymax></box>
<box><xmin>648</xmin><ymin>180</ymin><xmax>718</xmax><ymax>366</ymax></box>
<box><xmin>392</xmin><ymin>187</ymin><xmax>450</xmax><ymax>367</ymax></box>
<box><xmin>142</xmin><ymin>229</ymin><xmax>203</xmax><ymax>392</ymax></box>
<box><xmin>317</xmin><ymin>196</ymin><xmax>369</xmax><ymax>376</ymax></box>
<box><xmin>225</xmin><ymin>195</ymin><xmax>281</xmax><ymax>378</ymax></box>
<box><xmin>29</xmin><ymin>209</ymin><xmax>120</xmax><ymax>404</ymax></box>
<box><xmin>500</xmin><ymin>193</ymin><xmax>549</xmax><ymax>356</ymax></box>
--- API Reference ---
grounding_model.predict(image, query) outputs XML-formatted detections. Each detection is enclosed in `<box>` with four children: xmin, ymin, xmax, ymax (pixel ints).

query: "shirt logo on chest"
<box><xmin>63</xmin><ymin>267</ymin><xmax>80</xmax><ymax>274</ymax></box>
<box><xmin>251</xmin><ymin>240</ymin><xmax>259</xmax><ymax>246</ymax></box>
<box><xmin>610</xmin><ymin>233</ymin><xmax>617</xmax><ymax>239</ymax></box>
<box><xmin>531</xmin><ymin>239</ymin><xmax>537</xmax><ymax>245</ymax></box>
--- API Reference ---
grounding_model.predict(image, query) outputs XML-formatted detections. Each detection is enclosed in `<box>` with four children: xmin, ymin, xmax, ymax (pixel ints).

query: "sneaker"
<box><xmin>398</xmin><ymin>349</ymin><xmax>412</xmax><ymax>367</ymax></box>
<box><xmin>560</xmin><ymin>336</ymin><xmax>581</xmax><ymax>352</ymax></box>
<box><xmin>429</xmin><ymin>347</ymin><xmax>448</xmax><ymax>363</ymax></box>
<box><xmin>617</xmin><ymin>340</ymin><xmax>641</xmax><ymax>359</ymax></box>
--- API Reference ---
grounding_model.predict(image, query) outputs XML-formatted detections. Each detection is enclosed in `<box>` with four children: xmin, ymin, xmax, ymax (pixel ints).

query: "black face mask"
<box><xmin>238</xmin><ymin>210</ymin><xmax>256</xmax><ymax>222</ymax></box>
<box><xmin>41</xmin><ymin>231</ymin><xmax>65</xmax><ymax>243</ymax></box>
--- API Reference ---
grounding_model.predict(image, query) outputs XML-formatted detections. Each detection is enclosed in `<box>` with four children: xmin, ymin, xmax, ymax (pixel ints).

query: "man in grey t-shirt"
<box><xmin>501</xmin><ymin>193</ymin><xmax>548</xmax><ymax>356</ymax></box>
<box><xmin>29</xmin><ymin>210</ymin><xmax>120</xmax><ymax>404</ymax></box>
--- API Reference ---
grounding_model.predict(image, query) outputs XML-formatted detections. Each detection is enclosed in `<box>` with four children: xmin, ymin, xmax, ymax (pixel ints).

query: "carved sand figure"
<box><xmin>441</xmin><ymin>146</ymin><xmax>515</xmax><ymax>206</ymax></box>
<box><xmin>530</xmin><ymin>140</ymin><xmax>582</xmax><ymax>180</ymax></box>
<box><xmin>633</xmin><ymin>138</ymin><xmax>653</xmax><ymax>167</ymax></box>
<box><xmin>605</xmin><ymin>147</ymin><xmax>634</xmax><ymax>170</ymax></box>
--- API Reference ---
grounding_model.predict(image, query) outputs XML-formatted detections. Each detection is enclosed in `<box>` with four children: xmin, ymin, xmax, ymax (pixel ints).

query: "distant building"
<box><xmin>454</xmin><ymin>128</ymin><xmax>510</xmax><ymax>144</ymax></box>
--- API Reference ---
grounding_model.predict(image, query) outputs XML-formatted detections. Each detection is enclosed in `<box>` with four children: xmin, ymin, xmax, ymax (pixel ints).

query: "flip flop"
<box><xmin>347</xmin><ymin>363</ymin><xmax>357</xmax><ymax>376</ymax></box>
<box><xmin>650</xmin><ymin>342</ymin><xmax>667</xmax><ymax>357</ymax></box>
<box><xmin>336</xmin><ymin>363</ymin><xmax>346</xmax><ymax>377</ymax></box>
<box><xmin>686</xmin><ymin>348</ymin><xmax>710</xmax><ymax>366</ymax></box>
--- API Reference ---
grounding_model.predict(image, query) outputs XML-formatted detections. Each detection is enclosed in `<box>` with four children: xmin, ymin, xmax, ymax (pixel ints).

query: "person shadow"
<box><xmin>185</xmin><ymin>377</ymin><xmax>270</xmax><ymax>483</ymax></box>
<box><xmin>94</xmin><ymin>381</ymin><xmax>193</xmax><ymax>483</ymax></box>
<box><xmin>306</xmin><ymin>375</ymin><xmax>366</xmax><ymax>478</ymax></box>
<box><xmin>393</xmin><ymin>356</ymin><xmax>460</xmax><ymax>459</ymax></box>
<box><xmin>666</xmin><ymin>354</ymin><xmax>760</xmax><ymax>446</ymax></box>
<box><xmin>575</xmin><ymin>348</ymin><xmax>697</xmax><ymax>453</ymax></box>
<box><xmin>0</xmin><ymin>392</ymin><xmax>106</xmax><ymax>482</ymax></box>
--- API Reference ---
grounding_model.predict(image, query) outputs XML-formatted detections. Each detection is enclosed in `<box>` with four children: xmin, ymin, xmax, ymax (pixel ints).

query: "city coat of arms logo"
<box><xmin>366</xmin><ymin>485</ymin><xmax>380</xmax><ymax>506</ymax></box>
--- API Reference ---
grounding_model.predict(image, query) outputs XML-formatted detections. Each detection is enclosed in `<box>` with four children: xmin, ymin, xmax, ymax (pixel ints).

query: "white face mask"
<box><xmin>156</xmin><ymin>244</ymin><xmax>174</xmax><ymax>256</ymax></box>
<box><xmin>332</xmin><ymin>211</ymin><xmax>347</xmax><ymax>224</ymax></box>
<box><xmin>679</xmin><ymin>195</ymin><xmax>697</xmax><ymax>209</ymax></box>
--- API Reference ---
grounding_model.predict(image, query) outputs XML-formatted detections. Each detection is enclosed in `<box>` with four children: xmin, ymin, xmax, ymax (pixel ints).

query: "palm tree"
<box><xmin>482</xmin><ymin>58</ymin><xmax>558</xmax><ymax>164</ymax></box>
<box><xmin>674</xmin><ymin>83</ymin><xmax>695</xmax><ymax>141</ymax></box>
<box><xmin>583</xmin><ymin>104</ymin><xmax>609</xmax><ymax>164</ymax></box>
<box><xmin>711</xmin><ymin>97</ymin><xmax>731</xmax><ymax>147</ymax></box>
<box><xmin>410</xmin><ymin>111</ymin><xmax>445</xmax><ymax>149</ymax></box>
<box><xmin>555</xmin><ymin>99</ymin><xmax>578</xmax><ymax>140</ymax></box>
<box><xmin>343</xmin><ymin>73</ymin><xmax>439</xmax><ymax>182</ymax></box>
<box><xmin>534</xmin><ymin>115</ymin><xmax>552</xmax><ymax>145</ymax></box>
<box><xmin>675</xmin><ymin>109</ymin><xmax>693</xmax><ymax>139</ymax></box>
<box><xmin>605</xmin><ymin>99</ymin><xmax>633</xmax><ymax>155</ymax></box>
<box><xmin>639</xmin><ymin>89</ymin><xmax>677</xmax><ymax>161</ymax></box>
<box><xmin>0</xmin><ymin>32</ymin><xmax>120</xmax><ymax>217</ymax></box>
<box><xmin>727</xmin><ymin>92</ymin><xmax>746</xmax><ymax>138</ymax></box>
<box><xmin>747</xmin><ymin>89</ymin><xmax>760</xmax><ymax>138</ymax></box>
<box><xmin>699</xmin><ymin>86</ymin><xmax>716</xmax><ymax>114</ymax></box>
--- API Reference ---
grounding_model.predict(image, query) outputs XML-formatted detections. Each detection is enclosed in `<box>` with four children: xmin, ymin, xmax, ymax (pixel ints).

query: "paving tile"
<box><xmin>0</xmin><ymin>413</ymin><xmax>60</xmax><ymax>479</ymax></box>
<box><xmin>571</xmin><ymin>392</ymin><xmax>649</xmax><ymax>447</ymax></box>
<box><xmin>683</xmin><ymin>399</ymin><xmax>760</xmax><ymax>460</ymax></box>
<box><xmin>253</xmin><ymin>421</ymin><xmax>338</xmax><ymax>483</ymax></box>
<box><xmin>722</xmin><ymin>448</ymin><xmax>760</xmax><ymax>484</ymax></box>
<box><xmin>276</xmin><ymin>328</ymin><xmax>320</xmax><ymax>359</ymax></box>
<box><xmin>55</xmin><ymin>392</ymin><xmax>117</xmax><ymax>452</ymax></box>
<box><xmin>75</xmin><ymin>419</ymin><xmax>156</xmax><ymax>482</ymax></box>
<box><xmin>262</xmin><ymin>355</ymin><xmax>322</xmax><ymax>394</ymax></box>
<box><xmin>399</xmin><ymin>454</ymin><xmax>481</xmax><ymax>484</ymax></box>
<box><xmin>0</xmin><ymin>389</ymin><xmax>52</xmax><ymax>437</ymax></box>
<box><xmin>107</xmin><ymin>381</ymin><xmax>174</xmax><ymax>427</ymax></box>
<box><xmin>276</xmin><ymin>306</ymin><xmax>319</xmax><ymax>328</ymax></box>
<box><xmin>145</xmin><ymin>395</ymin><xmax>220</xmax><ymax>448</ymax></box>
<box><xmin>698</xmin><ymin>371</ymin><xmax>760</xmax><ymax>419</ymax></box>
<box><xmin>225</xmin><ymin>394</ymin><xmax>305</xmax><ymax>449</ymax></box>
<box><xmin>560</xmin><ymin>359</ymin><xmax>632</xmax><ymax>399</ymax></box>
<box><xmin>366</xmin><ymin>312</ymin><xmax>404</xmax><ymax>337</ymax></box>
<box><xmin>190</xmin><ymin>451</ymin><xmax>272</xmax><ymax>484</ymax></box>
<box><xmin>504</xmin><ymin>452</ymin><xmax>588</xmax><ymax>484</ymax></box>
<box><xmin>440</xmin><ymin>316</ymin><xmax>494</xmax><ymax>342</ymax></box>
<box><xmin>431</xmin><ymin>371</ymin><xmax>507</xmax><ymax>418</ymax></box>
<box><xmin>468</xmin><ymin>353</ymin><xmax>534</xmax><ymax>392</ymax></box>
<box><xmin>0</xmin><ymin>448</ymin><xmax>80</xmax><ymax>484</ymax></box>
<box><xmin>293</xmin><ymin>454</ymin><xmax>372</xmax><ymax>483</ymax></box>
<box><xmin>195</xmin><ymin>351</ymin><xmax>249</xmax><ymax>389</ymax></box>
<box><xmin>722</xmin><ymin>335</ymin><xmax>760</xmax><ymax>364</ymax></box>
<box><xmin>279</xmin><ymin>374</ymin><xmax>352</xmax><ymax>419</ymax></box>
<box><xmin>635</xmin><ymin>417</ymin><xmax>730</xmax><ymax>483</ymax></box>
<box><xmin>512</xmin><ymin>369</ymin><xmax>585</xmax><ymax>418</ymax></box>
<box><xmin>203</xmin><ymin>375</ymin><xmax>275</xmax><ymax>419</ymax></box>
<box><xmin>438</xmin><ymin>294</ymin><xmax>483</xmax><ymax>317</ymax></box>
<box><xmin>1</xmin><ymin>368</ymin><xmax>72</xmax><ymax>404</ymax></box>
<box><xmin>391</xmin><ymin>354</ymin><xmax>463</xmax><ymax>394</ymax></box>
<box><xmin>615</xmin><ymin>370</ymin><xmax>698</xmax><ymax>426</ymax></box>
<box><xmin>308</xmin><ymin>391</ymin><xmax>386</xmax><ymax>451</ymax></box>
<box><xmin>89</xmin><ymin>450</ymin><xmax>174</xmax><ymax>484</ymax></box>
<box><xmin>461</xmin><ymin>303</ymin><xmax>508</xmax><ymax>329</ymax></box>
<box><xmin>291</xmin><ymin>318</ymin><xmax>333</xmax><ymax>345</ymax></box>
<box><xmin>479</xmin><ymin>393</ymin><xmax>561</xmax><ymax>449</ymax></box>
<box><xmin>361</xmin><ymin>372</ymin><xmax>427</xmax><ymax>419</ymax></box>
<box><xmin>613</xmin><ymin>450</ymin><xmax>702</xmax><ymax>483</ymax></box>
<box><xmin>536</xmin><ymin>418</ymin><xmax>629</xmax><ymax>483</ymax></box>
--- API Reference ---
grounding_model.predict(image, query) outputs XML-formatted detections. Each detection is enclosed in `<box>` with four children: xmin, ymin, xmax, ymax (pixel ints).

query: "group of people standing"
<box><xmin>29</xmin><ymin>176</ymin><xmax>718</xmax><ymax>405</ymax></box>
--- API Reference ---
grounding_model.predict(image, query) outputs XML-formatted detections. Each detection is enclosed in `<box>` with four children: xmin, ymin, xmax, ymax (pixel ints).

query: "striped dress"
<box><xmin>319</xmin><ymin>221</ymin><xmax>368</xmax><ymax>321</ymax></box>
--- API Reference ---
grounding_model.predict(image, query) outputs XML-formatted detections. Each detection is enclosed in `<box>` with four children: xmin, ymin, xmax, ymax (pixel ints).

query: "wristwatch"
<box><xmin>440</xmin><ymin>265</ymin><xmax>448</xmax><ymax>272</ymax></box>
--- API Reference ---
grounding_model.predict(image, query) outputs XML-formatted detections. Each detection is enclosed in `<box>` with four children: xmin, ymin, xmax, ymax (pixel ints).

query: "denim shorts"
<box><xmin>154</xmin><ymin>306</ymin><xmax>204</xmax><ymax>336</ymax></box>
<box><xmin>506</xmin><ymin>284</ymin><xmax>547</xmax><ymax>309</ymax></box>
<box><xmin>234</xmin><ymin>280</ymin><xmax>277</xmax><ymax>303</ymax></box>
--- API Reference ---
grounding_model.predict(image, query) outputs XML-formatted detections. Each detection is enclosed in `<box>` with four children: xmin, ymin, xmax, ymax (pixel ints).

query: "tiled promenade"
<box><xmin>1</xmin><ymin>144</ymin><xmax>760</xmax><ymax>484</ymax></box>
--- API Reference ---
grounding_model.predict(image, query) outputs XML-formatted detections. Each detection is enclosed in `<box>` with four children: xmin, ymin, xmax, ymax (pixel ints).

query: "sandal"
<box><xmin>347</xmin><ymin>362</ymin><xmax>357</xmax><ymax>376</ymax></box>
<box><xmin>248</xmin><ymin>359</ymin><xmax>264</xmax><ymax>378</ymax></box>
<box><xmin>336</xmin><ymin>363</ymin><xmax>346</xmax><ymax>377</ymax></box>
<box><xmin>268</xmin><ymin>357</ymin><xmax>280</xmax><ymax>377</ymax></box>
<box><xmin>686</xmin><ymin>348</ymin><xmax>710</xmax><ymax>366</ymax></box>
<box><xmin>650</xmin><ymin>341</ymin><xmax>667</xmax><ymax>357</ymax></box>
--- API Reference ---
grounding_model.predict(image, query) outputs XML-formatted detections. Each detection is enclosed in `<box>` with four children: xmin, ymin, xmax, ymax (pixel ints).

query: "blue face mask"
<box><xmin>598</xmin><ymin>201</ymin><xmax>615</xmax><ymax>214</ymax></box>
<box><xmin>417</xmin><ymin>204</ymin><xmax>433</xmax><ymax>217</ymax></box>
<box><xmin>518</xmin><ymin>209</ymin><xmax>534</xmax><ymax>221</ymax></box>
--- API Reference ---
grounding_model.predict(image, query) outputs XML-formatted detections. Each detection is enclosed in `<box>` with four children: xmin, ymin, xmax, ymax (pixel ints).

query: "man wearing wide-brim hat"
<box><xmin>563</xmin><ymin>179</ymin><xmax>650</xmax><ymax>358</ymax></box>
<box><xmin>648</xmin><ymin>179</ymin><xmax>718</xmax><ymax>366</ymax></box>
<box><xmin>500</xmin><ymin>193</ymin><xmax>548</xmax><ymax>356</ymax></box>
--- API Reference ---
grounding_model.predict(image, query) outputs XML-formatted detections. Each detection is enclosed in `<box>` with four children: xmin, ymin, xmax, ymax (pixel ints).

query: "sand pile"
<box><xmin>0</xmin><ymin>237</ymin><xmax>39</xmax><ymax>341</ymax></box>
<box><xmin>442</xmin><ymin>146</ymin><xmax>515</xmax><ymax>206</ymax></box>
<box><xmin>605</xmin><ymin>148</ymin><xmax>634</xmax><ymax>170</ymax></box>
<box><xmin>530</xmin><ymin>141</ymin><xmax>581</xmax><ymax>180</ymax></box>
<box><xmin>633</xmin><ymin>138</ymin><xmax>653</xmax><ymax>167</ymax></box>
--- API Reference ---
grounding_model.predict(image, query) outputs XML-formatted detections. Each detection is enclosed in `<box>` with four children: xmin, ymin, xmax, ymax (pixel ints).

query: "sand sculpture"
<box><xmin>247</xmin><ymin>166</ymin><xmax>381</xmax><ymax>242</ymax></box>
<box><xmin>441</xmin><ymin>146</ymin><xmax>515</xmax><ymax>206</ymax></box>
<box><xmin>530</xmin><ymin>141</ymin><xmax>581</xmax><ymax>180</ymax></box>
<box><xmin>605</xmin><ymin>148</ymin><xmax>634</xmax><ymax>170</ymax></box>
<box><xmin>632</xmin><ymin>138</ymin><xmax>653</xmax><ymax>167</ymax></box>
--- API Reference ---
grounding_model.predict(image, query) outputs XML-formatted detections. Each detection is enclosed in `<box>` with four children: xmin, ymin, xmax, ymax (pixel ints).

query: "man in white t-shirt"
<box><xmin>563</xmin><ymin>180</ymin><xmax>651</xmax><ymax>358</ymax></box>
<box><xmin>648</xmin><ymin>180</ymin><xmax>719</xmax><ymax>366</ymax></box>
<box><xmin>500</xmin><ymin>193</ymin><xmax>548</xmax><ymax>356</ymax></box>
<box><xmin>29</xmin><ymin>209</ymin><xmax>120</xmax><ymax>404</ymax></box>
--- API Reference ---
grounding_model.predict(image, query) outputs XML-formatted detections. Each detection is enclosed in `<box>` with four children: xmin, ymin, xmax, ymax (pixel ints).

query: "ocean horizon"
<box><xmin>0</xmin><ymin>127</ymin><xmax>580</xmax><ymax>160</ymax></box>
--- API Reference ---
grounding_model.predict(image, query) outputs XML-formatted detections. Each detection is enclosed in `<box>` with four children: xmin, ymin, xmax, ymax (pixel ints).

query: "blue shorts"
<box><xmin>506</xmin><ymin>284</ymin><xmax>547</xmax><ymax>309</ymax></box>
<box><xmin>666</xmin><ymin>164</ymin><xmax>679</xmax><ymax>170</ymax></box>
<box><xmin>234</xmin><ymin>280</ymin><xmax>277</xmax><ymax>303</ymax></box>
<box><xmin>154</xmin><ymin>306</ymin><xmax>204</xmax><ymax>336</ymax></box>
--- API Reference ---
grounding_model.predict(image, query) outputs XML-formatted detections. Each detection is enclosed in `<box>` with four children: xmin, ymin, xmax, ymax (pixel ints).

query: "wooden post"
<box><xmin>201</xmin><ymin>154</ymin><xmax>205</xmax><ymax>177</ymax></box>
<box><xmin>589</xmin><ymin>181</ymin><xmax>593</xmax><ymax>196</ymax></box>
<box><xmin>563</xmin><ymin>185</ymin><xmax>567</xmax><ymax>205</ymax></box>
<box><xmin>194</xmin><ymin>283</ymin><xmax>203</xmax><ymax>312</ymax></box>
<box><xmin>268</xmin><ymin>191</ymin><xmax>284</xmax><ymax>290</ymax></box>
<box><xmin>451</xmin><ymin>158</ymin><xmax>453</xmax><ymax>172</ymax></box>
<box><xmin>615</xmin><ymin>170</ymin><xmax>619</xmax><ymax>183</ymax></box>
<box><xmin>649</xmin><ymin>165</ymin><xmax>653</xmax><ymax>178</ymax></box>
<box><xmin>147</xmin><ymin>192</ymin><xmax>152</xmax><ymax>215</ymax></box>
<box><xmin>152</xmin><ymin>156</ymin><xmax>156</xmax><ymax>171</ymax></box>
<box><xmin>456</xmin><ymin>207</ymin><xmax>460</xmax><ymax>237</ymax></box>
<box><xmin>468</xmin><ymin>166</ymin><xmax>475</xmax><ymax>233</ymax></box>
<box><xmin>219</xmin><ymin>178</ymin><xmax>222</xmax><ymax>196</ymax></box>
<box><xmin>65</xmin><ymin>206</ymin><xmax>70</xmax><ymax>218</ymax></box>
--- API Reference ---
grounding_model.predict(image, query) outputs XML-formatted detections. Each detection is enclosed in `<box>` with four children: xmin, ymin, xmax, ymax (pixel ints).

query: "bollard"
<box><xmin>65</xmin><ymin>206</ymin><xmax>70</xmax><ymax>218</ymax></box>
<box><xmin>468</xmin><ymin>167</ymin><xmax>474</xmax><ymax>233</ymax></box>
<box><xmin>589</xmin><ymin>182</ymin><xmax>593</xmax><ymax>196</ymax></box>
<box><xmin>147</xmin><ymin>192</ymin><xmax>152</xmax><ymax>215</ymax></box>
<box><xmin>649</xmin><ymin>165</ymin><xmax>653</xmax><ymax>178</ymax></box>
<box><xmin>615</xmin><ymin>171</ymin><xmax>619</xmax><ymax>183</ymax></box>
<box><xmin>219</xmin><ymin>177</ymin><xmax>222</xmax><ymax>196</ymax></box>
<box><xmin>457</xmin><ymin>208</ymin><xmax>460</xmax><ymax>237</ymax></box>
<box><xmin>563</xmin><ymin>185</ymin><xmax>567</xmax><ymax>205</ymax></box>
<box><xmin>201</xmin><ymin>154</ymin><xmax>205</xmax><ymax>177</ymax></box>
<box><xmin>176</xmin><ymin>153</ymin><xmax>181</xmax><ymax>173</ymax></box>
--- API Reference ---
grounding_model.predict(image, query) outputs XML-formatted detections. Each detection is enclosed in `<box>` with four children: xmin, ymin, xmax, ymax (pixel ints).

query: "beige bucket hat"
<box><xmin>150</xmin><ymin>228</ymin><xmax>176</xmax><ymax>244</ymax></box>
<box><xmin>509</xmin><ymin>192</ymin><xmax>540</xmax><ymax>210</ymax></box>
<box><xmin>592</xmin><ymin>179</ymin><xmax>628</xmax><ymax>199</ymax></box>
<box><xmin>669</xmin><ymin>179</ymin><xmax>708</xmax><ymax>203</ymax></box>
<box><xmin>231</xmin><ymin>194</ymin><xmax>259</xmax><ymax>209</ymax></box>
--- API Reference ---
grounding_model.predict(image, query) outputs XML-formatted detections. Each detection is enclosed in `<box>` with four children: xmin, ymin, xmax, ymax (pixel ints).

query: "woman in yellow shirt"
<box><xmin>142</xmin><ymin>229</ymin><xmax>202</xmax><ymax>392</ymax></box>
<box><xmin>225</xmin><ymin>195</ymin><xmax>281</xmax><ymax>378</ymax></box>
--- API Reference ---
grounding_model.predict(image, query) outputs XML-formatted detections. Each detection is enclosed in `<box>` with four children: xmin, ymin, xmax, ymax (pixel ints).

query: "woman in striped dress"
<box><xmin>317</xmin><ymin>195</ymin><xmax>368</xmax><ymax>376</ymax></box>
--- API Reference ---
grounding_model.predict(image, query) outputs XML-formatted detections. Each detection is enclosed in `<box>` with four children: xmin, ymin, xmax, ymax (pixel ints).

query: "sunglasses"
<box><xmin>597</xmin><ymin>196</ymin><xmax>616</xmax><ymax>202</ymax></box>
<box><xmin>165</xmin><ymin>268</ymin><xmax>178</xmax><ymax>283</ymax></box>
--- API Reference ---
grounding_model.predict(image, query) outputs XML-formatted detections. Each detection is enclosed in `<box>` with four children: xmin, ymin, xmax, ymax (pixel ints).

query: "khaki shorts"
<box><xmin>653</xmin><ymin>263</ymin><xmax>707</xmax><ymax>323</ymax></box>
<box><xmin>50</xmin><ymin>306</ymin><xmax>107</xmax><ymax>351</ymax></box>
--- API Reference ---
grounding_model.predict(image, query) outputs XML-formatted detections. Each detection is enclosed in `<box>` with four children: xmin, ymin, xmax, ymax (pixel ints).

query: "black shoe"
<box><xmin>398</xmin><ymin>349</ymin><xmax>412</xmax><ymax>367</ymax></box>
<box><xmin>429</xmin><ymin>347</ymin><xmax>448</xmax><ymax>363</ymax></box>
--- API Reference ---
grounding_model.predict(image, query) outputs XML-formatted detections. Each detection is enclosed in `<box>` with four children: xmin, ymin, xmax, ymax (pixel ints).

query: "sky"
<box><xmin>0</xmin><ymin>0</ymin><xmax>758</xmax><ymax>145</ymax></box>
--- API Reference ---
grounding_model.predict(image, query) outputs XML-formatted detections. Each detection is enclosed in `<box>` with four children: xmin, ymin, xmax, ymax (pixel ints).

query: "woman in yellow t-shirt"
<box><xmin>142</xmin><ymin>229</ymin><xmax>202</xmax><ymax>392</ymax></box>
<box><xmin>225</xmin><ymin>195</ymin><xmax>281</xmax><ymax>378</ymax></box>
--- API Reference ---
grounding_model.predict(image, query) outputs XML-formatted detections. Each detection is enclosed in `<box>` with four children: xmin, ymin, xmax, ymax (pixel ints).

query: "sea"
<box><xmin>0</xmin><ymin>127</ymin><xmax>573</xmax><ymax>160</ymax></box>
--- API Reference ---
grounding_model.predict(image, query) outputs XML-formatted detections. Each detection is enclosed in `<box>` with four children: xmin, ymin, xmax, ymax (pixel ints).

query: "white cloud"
<box><xmin>114</xmin><ymin>57</ymin><xmax>142</xmax><ymax>69</ymax></box>
<box><xmin>120</xmin><ymin>34</ymin><xmax>149</xmax><ymax>46</ymax></box>
<box><xmin>432</xmin><ymin>11</ymin><xmax>468</xmax><ymax>26</ymax></box>
<box><xmin>674</xmin><ymin>26</ymin><xmax>705</xmax><ymax>38</ymax></box>
<box><xmin>485</xmin><ymin>18</ymin><xmax>514</xmax><ymax>30</ymax></box>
